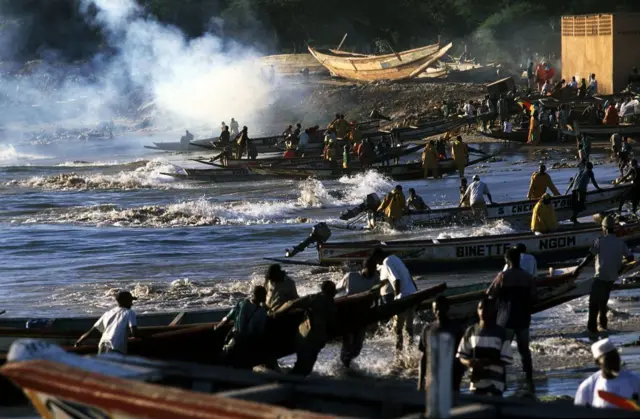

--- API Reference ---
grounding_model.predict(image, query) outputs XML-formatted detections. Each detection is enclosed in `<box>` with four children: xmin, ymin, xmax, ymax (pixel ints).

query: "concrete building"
<box><xmin>561</xmin><ymin>13</ymin><xmax>640</xmax><ymax>95</ymax></box>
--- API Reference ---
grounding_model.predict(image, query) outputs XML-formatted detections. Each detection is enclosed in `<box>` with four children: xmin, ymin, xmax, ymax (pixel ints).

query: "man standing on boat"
<box><xmin>371</xmin><ymin>248</ymin><xmax>418</xmax><ymax>353</ymax></box>
<box><xmin>418</xmin><ymin>296</ymin><xmax>465</xmax><ymax>392</ymax></box>
<box><xmin>568</xmin><ymin>161</ymin><xmax>601</xmax><ymax>223</ymax></box>
<box><xmin>451</xmin><ymin>136</ymin><xmax>468</xmax><ymax>178</ymax></box>
<box><xmin>460</xmin><ymin>175</ymin><xmax>494</xmax><ymax>214</ymax></box>
<box><xmin>575</xmin><ymin>338</ymin><xmax>640</xmax><ymax>408</ymax></box>
<box><xmin>457</xmin><ymin>298</ymin><xmax>512</xmax><ymax>397</ymax></box>
<box><xmin>74</xmin><ymin>291</ymin><xmax>138</xmax><ymax>355</ymax></box>
<box><xmin>527</xmin><ymin>163</ymin><xmax>560</xmax><ymax>201</ymax></box>
<box><xmin>577</xmin><ymin>216</ymin><xmax>634</xmax><ymax>335</ymax></box>
<box><xmin>531</xmin><ymin>194</ymin><xmax>558</xmax><ymax>234</ymax></box>
<box><xmin>338</xmin><ymin>257</ymin><xmax>380</xmax><ymax>368</ymax></box>
<box><xmin>617</xmin><ymin>159</ymin><xmax>640</xmax><ymax>213</ymax></box>
<box><xmin>215</xmin><ymin>285</ymin><xmax>268</xmax><ymax>369</ymax></box>
<box><xmin>234</xmin><ymin>126</ymin><xmax>249</xmax><ymax>159</ymax></box>
<box><xmin>487</xmin><ymin>248</ymin><xmax>537</xmax><ymax>393</ymax></box>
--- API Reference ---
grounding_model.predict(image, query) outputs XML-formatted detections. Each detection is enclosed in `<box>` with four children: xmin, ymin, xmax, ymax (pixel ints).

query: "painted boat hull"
<box><xmin>374</xmin><ymin>185</ymin><xmax>631</xmax><ymax>228</ymax></box>
<box><xmin>316</xmin><ymin>222</ymin><xmax>640</xmax><ymax>273</ymax></box>
<box><xmin>562</xmin><ymin>123</ymin><xmax>640</xmax><ymax>138</ymax></box>
<box><xmin>308</xmin><ymin>43</ymin><xmax>453</xmax><ymax>82</ymax></box>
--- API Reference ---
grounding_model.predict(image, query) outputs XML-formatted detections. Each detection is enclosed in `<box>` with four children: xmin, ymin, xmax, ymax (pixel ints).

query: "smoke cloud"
<box><xmin>0</xmin><ymin>0</ymin><xmax>277</xmax><ymax>135</ymax></box>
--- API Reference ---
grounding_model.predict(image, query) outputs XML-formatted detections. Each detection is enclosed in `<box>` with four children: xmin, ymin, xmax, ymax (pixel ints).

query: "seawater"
<box><xmin>0</xmin><ymin>133</ymin><xmax>637</xmax><ymax>398</ymax></box>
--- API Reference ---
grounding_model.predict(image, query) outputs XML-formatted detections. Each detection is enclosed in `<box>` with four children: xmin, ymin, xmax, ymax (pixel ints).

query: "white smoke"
<box><xmin>81</xmin><ymin>0</ymin><xmax>273</xmax><ymax>128</ymax></box>
<box><xmin>0</xmin><ymin>1</ymin><xmax>277</xmax><ymax>135</ymax></box>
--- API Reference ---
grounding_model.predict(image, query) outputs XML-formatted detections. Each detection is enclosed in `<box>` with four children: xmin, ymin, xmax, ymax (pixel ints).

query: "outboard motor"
<box><xmin>285</xmin><ymin>222</ymin><xmax>332</xmax><ymax>258</ymax></box>
<box><xmin>339</xmin><ymin>193</ymin><xmax>381</xmax><ymax>221</ymax></box>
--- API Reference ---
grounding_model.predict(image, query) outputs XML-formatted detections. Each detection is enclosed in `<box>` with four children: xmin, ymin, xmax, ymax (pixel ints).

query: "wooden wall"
<box><xmin>613</xmin><ymin>13</ymin><xmax>640</xmax><ymax>93</ymax></box>
<box><xmin>561</xmin><ymin>15</ymin><xmax>613</xmax><ymax>94</ymax></box>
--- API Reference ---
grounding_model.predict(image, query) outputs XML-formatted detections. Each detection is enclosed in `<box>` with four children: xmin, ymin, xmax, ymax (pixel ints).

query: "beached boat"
<box><xmin>368</xmin><ymin>185</ymin><xmax>630</xmax><ymax>228</ymax></box>
<box><xmin>258</xmin><ymin>53</ymin><xmax>328</xmax><ymax>76</ymax></box>
<box><xmin>562</xmin><ymin>121</ymin><xmax>640</xmax><ymax>138</ymax></box>
<box><xmin>379</xmin><ymin>117</ymin><xmax>471</xmax><ymax>143</ymax></box>
<box><xmin>248</xmin><ymin>153</ymin><xmax>495</xmax><ymax>181</ymax></box>
<box><xmin>308</xmin><ymin>42</ymin><xmax>453</xmax><ymax>82</ymax></box>
<box><xmin>278</xmin><ymin>221</ymin><xmax>640</xmax><ymax>273</ymax></box>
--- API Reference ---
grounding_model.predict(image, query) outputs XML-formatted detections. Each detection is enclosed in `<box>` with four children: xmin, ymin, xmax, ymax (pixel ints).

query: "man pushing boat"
<box><xmin>74</xmin><ymin>291</ymin><xmax>138</xmax><ymax>355</ymax></box>
<box><xmin>527</xmin><ymin>163</ymin><xmax>560</xmax><ymax>201</ymax></box>
<box><xmin>460</xmin><ymin>174</ymin><xmax>494</xmax><ymax>215</ymax></box>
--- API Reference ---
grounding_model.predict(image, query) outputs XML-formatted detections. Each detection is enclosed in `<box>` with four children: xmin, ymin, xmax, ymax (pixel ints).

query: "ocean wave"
<box><xmin>296</xmin><ymin>171</ymin><xmax>395</xmax><ymax>209</ymax></box>
<box><xmin>55</xmin><ymin>159</ymin><xmax>149</xmax><ymax>168</ymax></box>
<box><xmin>0</xmin><ymin>144</ymin><xmax>52</xmax><ymax>166</ymax></box>
<box><xmin>5</xmin><ymin>159</ymin><xmax>185</xmax><ymax>190</ymax></box>
<box><xmin>16</xmin><ymin>196</ymin><xmax>324</xmax><ymax>227</ymax></box>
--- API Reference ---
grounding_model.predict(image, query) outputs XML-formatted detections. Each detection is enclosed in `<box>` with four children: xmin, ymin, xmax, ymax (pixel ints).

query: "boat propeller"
<box><xmin>285</xmin><ymin>222</ymin><xmax>332</xmax><ymax>258</ymax></box>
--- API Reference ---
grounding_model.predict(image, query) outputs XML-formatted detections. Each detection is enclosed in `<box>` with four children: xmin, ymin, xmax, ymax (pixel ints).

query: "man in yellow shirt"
<box><xmin>377</xmin><ymin>185</ymin><xmax>407</xmax><ymax>227</ymax></box>
<box><xmin>531</xmin><ymin>194</ymin><xmax>558</xmax><ymax>234</ymax></box>
<box><xmin>422</xmin><ymin>141</ymin><xmax>439</xmax><ymax>179</ymax></box>
<box><xmin>527</xmin><ymin>163</ymin><xmax>561</xmax><ymax>200</ymax></box>
<box><xmin>451</xmin><ymin>136</ymin><xmax>469</xmax><ymax>177</ymax></box>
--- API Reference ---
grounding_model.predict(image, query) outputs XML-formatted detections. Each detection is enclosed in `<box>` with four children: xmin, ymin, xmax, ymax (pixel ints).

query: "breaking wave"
<box><xmin>5</xmin><ymin>159</ymin><xmax>184</xmax><ymax>190</ymax></box>
<box><xmin>0</xmin><ymin>144</ymin><xmax>52</xmax><ymax>166</ymax></box>
<box><xmin>16</xmin><ymin>196</ymin><xmax>325</xmax><ymax>227</ymax></box>
<box><xmin>297</xmin><ymin>171</ymin><xmax>395</xmax><ymax>209</ymax></box>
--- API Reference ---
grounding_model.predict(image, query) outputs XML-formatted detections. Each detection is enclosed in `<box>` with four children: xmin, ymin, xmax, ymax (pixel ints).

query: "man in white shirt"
<box><xmin>503</xmin><ymin>243</ymin><xmax>537</xmax><ymax>277</ymax></box>
<box><xmin>75</xmin><ymin>291</ymin><xmax>138</xmax><ymax>354</ymax></box>
<box><xmin>372</xmin><ymin>248</ymin><xmax>417</xmax><ymax>352</ymax></box>
<box><xmin>567</xmin><ymin>76</ymin><xmax>578</xmax><ymax>89</ymax></box>
<box><xmin>297</xmin><ymin>128</ymin><xmax>310</xmax><ymax>156</ymax></box>
<box><xmin>588</xmin><ymin>74</ymin><xmax>598</xmax><ymax>96</ymax></box>
<box><xmin>460</xmin><ymin>175</ymin><xmax>494</xmax><ymax>214</ymax></box>
<box><xmin>575</xmin><ymin>338</ymin><xmax>640</xmax><ymax>408</ymax></box>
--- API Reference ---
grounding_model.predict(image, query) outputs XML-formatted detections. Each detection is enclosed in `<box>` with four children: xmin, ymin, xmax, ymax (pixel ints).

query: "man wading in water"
<box><xmin>75</xmin><ymin>291</ymin><xmax>138</xmax><ymax>355</ymax></box>
<box><xmin>577</xmin><ymin>216</ymin><xmax>633</xmax><ymax>335</ymax></box>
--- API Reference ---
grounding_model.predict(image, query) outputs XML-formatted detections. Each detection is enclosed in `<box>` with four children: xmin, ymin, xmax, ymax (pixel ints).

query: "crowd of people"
<box><xmin>77</xmin><ymin>220</ymin><xmax>640</xmax><ymax>408</ymax></box>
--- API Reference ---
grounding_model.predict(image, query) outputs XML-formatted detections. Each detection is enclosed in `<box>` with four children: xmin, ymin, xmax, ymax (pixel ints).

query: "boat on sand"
<box><xmin>309</xmin><ymin>42</ymin><xmax>453</xmax><ymax>82</ymax></box>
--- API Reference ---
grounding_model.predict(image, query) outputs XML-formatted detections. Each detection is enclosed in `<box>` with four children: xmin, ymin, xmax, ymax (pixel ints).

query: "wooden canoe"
<box><xmin>161</xmin><ymin>167</ymin><xmax>279</xmax><ymax>183</ymax></box>
<box><xmin>258</xmin><ymin>53</ymin><xmax>328</xmax><ymax>76</ymax></box>
<box><xmin>247</xmin><ymin>153</ymin><xmax>495</xmax><ymax>181</ymax></box>
<box><xmin>561</xmin><ymin>122</ymin><xmax>640</xmax><ymax>138</ymax></box>
<box><xmin>311</xmin><ymin>221</ymin><xmax>640</xmax><ymax>273</ymax></box>
<box><xmin>70</xmin><ymin>283</ymin><xmax>447</xmax><ymax>366</ymax></box>
<box><xmin>308</xmin><ymin>42</ymin><xmax>453</xmax><ymax>82</ymax></box>
<box><xmin>370</xmin><ymin>185</ymin><xmax>631</xmax><ymax>229</ymax></box>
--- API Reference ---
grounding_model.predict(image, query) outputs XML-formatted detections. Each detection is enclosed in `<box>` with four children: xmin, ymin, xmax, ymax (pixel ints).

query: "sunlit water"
<box><xmin>0</xmin><ymin>133</ymin><xmax>637</xmax><ymax>399</ymax></box>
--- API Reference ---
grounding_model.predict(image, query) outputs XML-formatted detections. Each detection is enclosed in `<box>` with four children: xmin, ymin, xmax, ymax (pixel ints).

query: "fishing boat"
<box><xmin>144</xmin><ymin>138</ymin><xmax>217</xmax><ymax>152</ymax></box>
<box><xmin>367</xmin><ymin>185</ymin><xmax>630</xmax><ymax>228</ymax></box>
<box><xmin>161</xmin><ymin>166</ymin><xmax>279</xmax><ymax>183</ymax></box>
<box><xmin>248</xmin><ymin>153</ymin><xmax>495</xmax><ymax>181</ymax></box>
<box><xmin>258</xmin><ymin>53</ymin><xmax>328</xmax><ymax>76</ymax></box>
<box><xmin>308</xmin><ymin>42</ymin><xmax>453</xmax><ymax>82</ymax></box>
<box><xmin>190</xmin><ymin>144</ymin><xmax>416</xmax><ymax>170</ymax></box>
<box><xmin>380</xmin><ymin>117</ymin><xmax>471</xmax><ymax>143</ymax></box>
<box><xmin>276</xmin><ymin>220</ymin><xmax>640</xmax><ymax>273</ymax></box>
<box><xmin>65</xmin><ymin>283</ymin><xmax>446</xmax><ymax>366</ymax></box>
<box><xmin>561</xmin><ymin>121</ymin><xmax>640</xmax><ymax>138</ymax></box>
<box><xmin>4</xmin><ymin>344</ymin><xmax>638</xmax><ymax>419</ymax></box>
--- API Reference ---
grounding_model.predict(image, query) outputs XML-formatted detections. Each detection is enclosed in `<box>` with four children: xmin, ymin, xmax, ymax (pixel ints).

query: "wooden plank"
<box><xmin>217</xmin><ymin>384</ymin><xmax>293</xmax><ymax>404</ymax></box>
<box><xmin>169</xmin><ymin>312</ymin><xmax>186</xmax><ymax>326</ymax></box>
